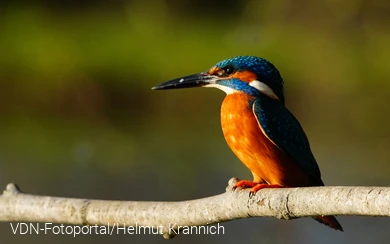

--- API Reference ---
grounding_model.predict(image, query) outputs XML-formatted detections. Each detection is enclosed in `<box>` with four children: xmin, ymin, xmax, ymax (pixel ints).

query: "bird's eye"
<box><xmin>217</xmin><ymin>65</ymin><xmax>235</xmax><ymax>77</ymax></box>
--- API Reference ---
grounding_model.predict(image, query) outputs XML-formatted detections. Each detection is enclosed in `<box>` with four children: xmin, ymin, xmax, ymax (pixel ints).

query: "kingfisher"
<box><xmin>152</xmin><ymin>56</ymin><xmax>343</xmax><ymax>231</ymax></box>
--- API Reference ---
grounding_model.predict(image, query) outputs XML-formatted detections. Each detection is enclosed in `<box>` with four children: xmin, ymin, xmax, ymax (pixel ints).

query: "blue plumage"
<box><xmin>252</xmin><ymin>94</ymin><xmax>322</xmax><ymax>184</ymax></box>
<box><xmin>214</xmin><ymin>56</ymin><xmax>285</xmax><ymax>104</ymax></box>
<box><xmin>217</xmin><ymin>79</ymin><xmax>262</xmax><ymax>97</ymax></box>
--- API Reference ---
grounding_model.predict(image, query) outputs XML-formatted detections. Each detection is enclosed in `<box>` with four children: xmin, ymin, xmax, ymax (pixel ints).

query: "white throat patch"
<box><xmin>204</xmin><ymin>78</ymin><xmax>280</xmax><ymax>99</ymax></box>
<box><xmin>249</xmin><ymin>80</ymin><xmax>279</xmax><ymax>100</ymax></box>
<box><xmin>205</xmin><ymin>83</ymin><xmax>236</xmax><ymax>94</ymax></box>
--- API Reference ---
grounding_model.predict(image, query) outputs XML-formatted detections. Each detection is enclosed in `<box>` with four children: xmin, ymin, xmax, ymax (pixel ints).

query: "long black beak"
<box><xmin>152</xmin><ymin>72</ymin><xmax>214</xmax><ymax>90</ymax></box>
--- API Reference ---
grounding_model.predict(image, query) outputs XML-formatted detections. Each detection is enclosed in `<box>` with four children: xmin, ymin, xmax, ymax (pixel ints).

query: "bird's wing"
<box><xmin>252</xmin><ymin>97</ymin><xmax>322</xmax><ymax>181</ymax></box>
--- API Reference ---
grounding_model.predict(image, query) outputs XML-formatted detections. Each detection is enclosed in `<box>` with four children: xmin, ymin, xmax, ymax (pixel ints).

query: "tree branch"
<box><xmin>0</xmin><ymin>178</ymin><xmax>389</xmax><ymax>238</ymax></box>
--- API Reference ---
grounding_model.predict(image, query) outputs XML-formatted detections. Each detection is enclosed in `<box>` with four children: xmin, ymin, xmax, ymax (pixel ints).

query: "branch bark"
<box><xmin>0</xmin><ymin>178</ymin><xmax>389</xmax><ymax>238</ymax></box>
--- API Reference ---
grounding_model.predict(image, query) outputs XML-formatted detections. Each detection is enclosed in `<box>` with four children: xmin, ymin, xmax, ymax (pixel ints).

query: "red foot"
<box><xmin>250</xmin><ymin>184</ymin><xmax>282</xmax><ymax>194</ymax></box>
<box><xmin>233</xmin><ymin>180</ymin><xmax>259</xmax><ymax>190</ymax></box>
<box><xmin>233</xmin><ymin>180</ymin><xmax>282</xmax><ymax>197</ymax></box>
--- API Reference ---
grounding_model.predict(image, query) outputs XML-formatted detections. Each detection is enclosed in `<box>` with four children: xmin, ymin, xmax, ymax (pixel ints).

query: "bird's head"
<box><xmin>152</xmin><ymin>56</ymin><xmax>285</xmax><ymax>104</ymax></box>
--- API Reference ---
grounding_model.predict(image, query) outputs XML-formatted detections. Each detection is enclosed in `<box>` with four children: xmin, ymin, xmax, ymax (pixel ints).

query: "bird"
<box><xmin>152</xmin><ymin>55</ymin><xmax>343</xmax><ymax>231</ymax></box>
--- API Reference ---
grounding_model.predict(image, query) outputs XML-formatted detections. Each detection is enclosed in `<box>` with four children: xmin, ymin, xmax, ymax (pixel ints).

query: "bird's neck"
<box><xmin>221</xmin><ymin>92</ymin><xmax>277</xmax><ymax>112</ymax></box>
<box><xmin>220</xmin><ymin>92</ymin><xmax>283</xmax><ymax>130</ymax></box>
<box><xmin>221</xmin><ymin>93</ymin><xmax>255</xmax><ymax>114</ymax></box>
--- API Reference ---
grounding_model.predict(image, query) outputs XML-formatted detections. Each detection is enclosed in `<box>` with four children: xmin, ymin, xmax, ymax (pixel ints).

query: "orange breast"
<box><xmin>220</xmin><ymin>93</ymin><xmax>309</xmax><ymax>187</ymax></box>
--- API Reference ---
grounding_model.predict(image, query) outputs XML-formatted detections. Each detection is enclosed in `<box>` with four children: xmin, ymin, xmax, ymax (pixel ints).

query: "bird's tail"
<box><xmin>313</xmin><ymin>216</ymin><xmax>343</xmax><ymax>231</ymax></box>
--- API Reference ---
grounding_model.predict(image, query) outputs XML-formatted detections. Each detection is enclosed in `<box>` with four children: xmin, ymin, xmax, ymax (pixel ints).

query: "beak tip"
<box><xmin>152</xmin><ymin>72</ymin><xmax>210</xmax><ymax>91</ymax></box>
<box><xmin>151</xmin><ymin>84</ymin><xmax>169</xmax><ymax>90</ymax></box>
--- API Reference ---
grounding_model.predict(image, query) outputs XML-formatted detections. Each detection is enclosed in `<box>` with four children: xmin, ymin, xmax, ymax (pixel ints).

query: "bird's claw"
<box><xmin>232</xmin><ymin>180</ymin><xmax>258</xmax><ymax>191</ymax></box>
<box><xmin>232</xmin><ymin>180</ymin><xmax>282</xmax><ymax>197</ymax></box>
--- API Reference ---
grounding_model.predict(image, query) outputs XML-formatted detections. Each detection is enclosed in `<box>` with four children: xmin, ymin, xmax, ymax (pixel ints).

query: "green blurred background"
<box><xmin>0</xmin><ymin>0</ymin><xmax>389</xmax><ymax>243</ymax></box>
